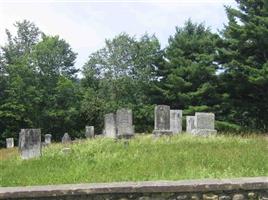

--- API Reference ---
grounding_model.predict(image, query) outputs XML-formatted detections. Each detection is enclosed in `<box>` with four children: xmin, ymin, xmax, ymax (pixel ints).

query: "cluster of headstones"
<box><xmin>5</xmin><ymin>130</ymin><xmax>74</xmax><ymax>160</ymax></box>
<box><xmin>186</xmin><ymin>113</ymin><xmax>217</xmax><ymax>135</ymax></box>
<box><xmin>4</xmin><ymin>105</ymin><xmax>216</xmax><ymax>160</ymax></box>
<box><xmin>5</xmin><ymin>133</ymin><xmax>52</xmax><ymax>150</ymax></box>
<box><xmin>153</xmin><ymin>105</ymin><xmax>217</xmax><ymax>136</ymax></box>
<box><xmin>103</xmin><ymin>108</ymin><xmax>134</xmax><ymax>139</ymax></box>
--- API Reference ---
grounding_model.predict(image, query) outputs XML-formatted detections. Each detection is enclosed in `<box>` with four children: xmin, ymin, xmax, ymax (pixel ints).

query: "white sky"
<box><xmin>0</xmin><ymin>0</ymin><xmax>237</xmax><ymax>71</ymax></box>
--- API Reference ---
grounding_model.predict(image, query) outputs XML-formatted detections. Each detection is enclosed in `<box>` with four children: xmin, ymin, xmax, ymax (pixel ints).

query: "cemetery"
<box><xmin>0</xmin><ymin>0</ymin><xmax>268</xmax><ymax>199</ymax></box>
<box><xmin>0</xmin><ymin>106</ymin><xmax>267</xmax><ymax>199</ymax></box>
<box><xmin>2</xmin><ymin>106</ymin><xmax>240</xmax><ymax>159</ymax></box>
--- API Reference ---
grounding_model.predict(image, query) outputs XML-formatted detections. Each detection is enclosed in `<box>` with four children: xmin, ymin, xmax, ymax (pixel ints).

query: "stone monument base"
<box><xmin>191</xmin><ymin>129</ymin><xmax>217</xmax><ymax>136</ymax></box>
<box><xmin>153</xmin><ymin>130</ymin><xmax>173</xmax><ymax>137</ymax></box>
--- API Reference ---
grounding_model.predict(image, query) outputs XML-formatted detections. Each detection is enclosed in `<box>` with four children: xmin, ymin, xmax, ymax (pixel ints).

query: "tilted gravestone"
<box><xmin>153</xmin><ymin>105</ymin><xmax>173</xmax><ymax>136</ymax></box>
<box><xmin>62</xmin><ymin>133</ymin><xmax>71</xmax><ymax>144</ymax></box>
<box><xmin>170</xmin><ymin>110</ymin><xmax>182</xmax><ymax>134</ymax></box>
<box><xmin>116</xmin><ymin>108</ymin><xmax>134</xmax><ymax>139</ymax></box>
<box><xmin>19</xmin><ymin>129</ymin><xmax>41</xmax><ymax>159</ymax></box>
<box><xmin>85</xmin><ymin>126</ymin><xmax>94</xmax><ymax>138</ymax></box>
<box><xmin>186</xmin><ymin>116</ymin><xmax>195</xmax><ymax>133</ymax></box>
<box><xmin>6</xmin><ymin>138</ymin><xmax>14</xmax><ymax>148</ymax></box>
<box><xmin>191</xmin><ymin>112</ymin><xmax>217</xmax><ymax>136</ymax></box>
<box><xmin>104</xmin><ymin>113</ymin><xmax>117</xmax><ymax>138</ymax></box>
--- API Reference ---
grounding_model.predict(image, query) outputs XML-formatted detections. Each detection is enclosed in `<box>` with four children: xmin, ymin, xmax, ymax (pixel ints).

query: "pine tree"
<box><xmin>154</xmin><ymin>20</ymin><xmax>220</xmax><ymax>113</ymax></box>
<box><xmin>217</xmin><ymin>0</ymin><xmax>268</xmax><ymax>130</ymax></box>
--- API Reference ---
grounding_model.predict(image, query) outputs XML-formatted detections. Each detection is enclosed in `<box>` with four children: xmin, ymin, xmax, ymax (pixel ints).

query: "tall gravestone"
<box><xmin>170</xmin><ymin>110</ymin><xmax>182</xmax><ymax>134</ymax></box>
<box><xmin>62</xmin><ymin>133</ymin><xmax>71</xmax><ymax>144</ymax></box>
<box><xmin>186</xmin><ymin>116</ymin><xmax>195</xmax><ymax>133</ymax></box>
<box><xmin>6</xmin><ymin>138</ymin><xmax>14</xmax><ymax>148</ymax></box>
<box><xmin>44</xmin><ymin>134</ymin><xmax>52</xmax><ymax>145</ymax></box>
<box><xmin>191</xmin><ymin>112</ymin><xmax>217</xmax><ymax>136</ymax></box>
<box><xmin>116</xmin><ymin>108</ymin><xmax>134</xmax><ymax>139</ymax></box>
<box><xmin>85</xmin><ymin>126</ymin><xmax>94</xmax><ymax>138</ymax></box>
<box><xmin>153</xmin><ymin>105</ymin><xmax>173</xmax><ymax>136</ymax></box>
<box><xmin>104</xmin><ymin>113</ymin><xmax>117</xmax><ymax>138</ymax></box>
<box><xmin>19</xmin><ymin>129</ymin><xmax>41</xmax><ymax>159</ymax></box>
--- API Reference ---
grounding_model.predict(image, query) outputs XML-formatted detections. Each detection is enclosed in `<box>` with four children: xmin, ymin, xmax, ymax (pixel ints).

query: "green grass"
<box><xmin>0</xmin><ymin>134</ymin><xmax>267</xmax><ymax>187</ymax></box>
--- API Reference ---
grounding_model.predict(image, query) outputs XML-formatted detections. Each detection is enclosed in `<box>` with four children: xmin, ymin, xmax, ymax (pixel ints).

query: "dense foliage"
<box><xmin>217</xmin><ymin>0</ymin><xmax>268</xmax><ymax>131</ymax></box>
<box><xmin>0</xmin><ymin>0</ymin><xmax>267</xmax><ymax>146</ymax></box>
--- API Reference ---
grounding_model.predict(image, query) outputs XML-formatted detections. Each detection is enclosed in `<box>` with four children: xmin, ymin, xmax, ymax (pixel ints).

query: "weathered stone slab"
<box><xmin>153</xmin><ymin>105</ymin><xmax>172</xmax><ymax>136</ymax></box>
<box><xmin>62</xmin><ymin>133</ymin><xmax>71</xmax><ymax>144</ymax></box>
<box><xmin>44</xmin><ymin>134</ymin><xmax>52</xmax><ymax>145</ymax></box>
<box><xmin>186</xmin><ymin>116</ymin><xmax>195</xmax><ymax>133</ymax></box>
<box><xmin>195</xmin><ymin>112</ymin><xmax>215</xmax><ymax>130</ymax></box>
<box><xmin>18</xmin><ymin>129</ymin><xmax>41</xmax><ymax>159</ymax></box>
<box><xmin>6</xmin><ymin>138</ymin><xmax>14</xmax><ymax>148</ymax></box>
<box><xmin>104</xmin><ymin>113</ymin><xmax>117</xmax><ymax>138</ymax></box>
<box><xmin>116</xmin><ymin>108</ymin><xmax>134</xmax><ymax>139</ymax></box>
<box><xmin>170</xmin><ymin>110</ymin><xmax>182</xmax><ymax>134</ymax></box>
<box><xmin>191</xmin><ymin>113</ymin><xmax>217</xmax><ymax>136</ymax></box>
<box><xmin>85</xmin><ymin>126</ymin><xmax>94</xmax><ymax>138</ymax></box>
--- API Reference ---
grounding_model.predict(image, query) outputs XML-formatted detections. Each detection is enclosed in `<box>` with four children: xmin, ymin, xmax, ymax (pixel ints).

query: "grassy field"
<box><xmin>0</xmin><ymin>134</ymin><xmax>267</xmax><ymax>187</ymax></box>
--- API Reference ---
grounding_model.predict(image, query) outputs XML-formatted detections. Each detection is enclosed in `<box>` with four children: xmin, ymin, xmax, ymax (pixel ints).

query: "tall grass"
<box><xmin>1</xmin><ymin>134</ymin><xmax>267</xmax><ymax>186</ymax></box>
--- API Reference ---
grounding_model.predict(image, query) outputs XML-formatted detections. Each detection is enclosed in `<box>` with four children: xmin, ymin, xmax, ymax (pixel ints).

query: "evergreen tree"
<box><xmin>217</xmin><ymin>0</ymin><xmax>268</xmax><ymax>130</ymax></box>
<box><xmin>154</xmin><ymin>20</ymin><xmax>220</xmax><ymax>114</ymax></box>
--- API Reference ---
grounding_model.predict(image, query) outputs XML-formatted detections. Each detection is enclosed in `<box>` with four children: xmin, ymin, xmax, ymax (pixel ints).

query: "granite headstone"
<box><xmin>116</xmin><ymin>108</ymin><xmax>134</xmax><ymax>139</ymax></box>
<box><xmin>186</xmin><ymin>116</ymin><xmax>195</xmax><ymax>133</ymax></box>
<box><xmin>19</xmin><ymin>129</ymin><xmax>41</xmax><ymax>159</ymax></box>
<box><xmin>44</xmin><ymin>134</ymin><xmax>52</xmax><ymax>145</ymax></box>
<box><xmin>170</xmin><ymin>110</ymin><xmax>182</xmax><ymax>134</ymax></box>
<box><xmin>85</xmin><ymin>126</ymin><xmax>94</xmax><ymax>138</ymax></box>
<box><xmin>104</xmin><ymin>113</ymin><xmax>117</xmax><ymax>138</ymax></box>
<box><xmin>153</xmin><ymin>105</ymin><xmax>173</xmax><ymax>136</ymax></box>
<box><xmin>191</xmin><ymin>112</ymin><xmax>217</xmax><ymax>136</ymax></box>
<box><xmin>6</xmin><ymin>138</ymin><xmax>14</xmax><ymax>148</ymax></box>
<box><xmin>62</xmin><ymin>133</ymin><xmax>71</xmax><ymax>144</ymax></box>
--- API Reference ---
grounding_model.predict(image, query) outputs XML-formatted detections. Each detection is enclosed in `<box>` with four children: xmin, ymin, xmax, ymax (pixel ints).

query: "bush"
<box><xmin>215</xmin><ymin>121</ymin><xmax>243</xmax><ymax>133</ymax></box>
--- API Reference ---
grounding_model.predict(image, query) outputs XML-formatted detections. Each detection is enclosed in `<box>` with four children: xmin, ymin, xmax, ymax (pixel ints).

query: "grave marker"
<box><xmin>170</xmin><ymin>110</ymin><xmax>182</xmax><ymax>134</ymax></box>
<box><xmin>62</xmin><ymin>133</ymin><xmax>71</xmax><ymax>144</ymax></box>
<box><xmin>44</xmin><ymin>134</ymin><xmax>52</xmax><ymax>145</ymax></box>
<box><xmin>85</xmin><ymin>126</ymin><xmax>94</xmax><ymax>138</ymax></box>
<box><xmin>153</xmin><ymin>105</ymin><xmax>173</xmax><ymax>136</ymax></box>
<box><xmin>116</xmin><ymin>108</ymin><xmax>134</xmax><ymax>139</ymax></box>
<box><xmin>19</xmin><ymin>129</ymin><xmax>41</xmax><ymax>159</ymax></box>
<box><xmin>186</xmin><ymin>116</ymin><xmax>195</xmax><ymax>133</ymax></box>
<box><xmin>104</xmin><ymin>113</ymin><xmax>117</xmax><ymax>138</ymax></box>
<box><xmin>191</xmin><ymin>112</ymin><xmax>217</xmax><ymax>136</ymax></box>
<box><xmin>6</xmin><ymin>138</ymin><xmax>14</xmax><ymax>148</ymax></box>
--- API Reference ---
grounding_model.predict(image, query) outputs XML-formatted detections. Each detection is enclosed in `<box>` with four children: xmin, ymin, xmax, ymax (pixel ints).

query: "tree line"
<box><xmin>0</xmin><ymin>0</ymin><xmax>267</xmax><ymax>146</ymax></box>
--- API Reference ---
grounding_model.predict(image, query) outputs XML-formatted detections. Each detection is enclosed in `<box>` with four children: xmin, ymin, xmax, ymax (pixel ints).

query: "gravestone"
<box><xmin>104</xmin><ymin>113</ymin><xmax>117</xmax><ymax>138</ymax></box>
<box><xmin>170</xmin><ymin>110</ymin><xmax>182</xmax><ymax>134</ymax></box>
<box><xmin>85</xmin><ymin>126</ymin><xmax>94</xmax><ymax>138</ymax></box>
<box><xmin>116</xmin><ymin>108</ymin><xmax>134</xmax><ymax>139</ymax></box>
<box><xmin>191</xmin><ymin>112</ymin><xmax>217</xmax><ymax>136</ymax></box>
<box><xmin>62</xmin><ymin>133</ymin><xmax>71</xmax><ymax>144</ymax></box>
<box><xmin>19</xmin><ymin>129</ymin><xmax>41</xmax><ymax>159</ymax></box>
<box><xmin>186</xmin><ymin>116</ymin><xmax>195</xmax><ymax>133</ymax></box>
<box><xmin>44</xmin><ymin>134</ymin><xmax>52</xmax><ymax>145</ymax></box>
<box><xmin>6</xmin><ymin>138</ymin><xmax>14</xmax><ymax>148</ymax></box>
<box><xmin>153</xmin><ymin>105</ymin><xmax>173</xmax><ymax>136</ymax></box>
